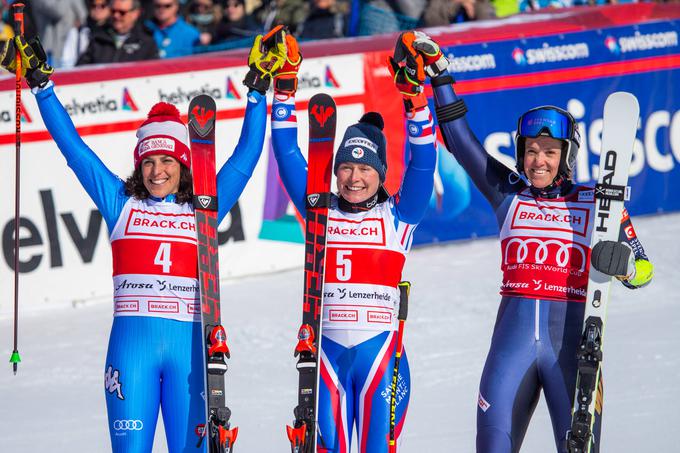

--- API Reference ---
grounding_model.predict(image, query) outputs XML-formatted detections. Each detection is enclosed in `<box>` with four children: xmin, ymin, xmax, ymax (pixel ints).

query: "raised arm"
<box><xmin>397</xmin><ymin>31</ymin><xmax>524</xmax><ymax>210</ymax></box>
<box><xmin>431</xmin><ymin>75</ymin><xmax>523</xmax><ymax>210</ymax></box>
<box><xmin>394</xmin><ymin>106</ymin><xmax>437</xmax><ymax>224</ymax></box>
<box><xmin>35</xmin><ymin>83</ymin><xmax>127</xmax><ymax>230</ymax></box>
<box><xmin>216</xmin><ymin>90</ymin><xmax>267</xmax><ymax>223</ymax></box>
<box><xmin>2</xmin><ymin>35</ymin><xmax>127</xmax><ymax>230</ymax></box>
<box><xmin>270</xmin><ymin>96</ymin><xmax>308</xmax><ymax>217</ymax></box>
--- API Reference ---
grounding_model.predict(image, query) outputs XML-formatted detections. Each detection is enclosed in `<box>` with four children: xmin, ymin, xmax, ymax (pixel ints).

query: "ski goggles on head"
<box><xmin>517</xmin><ymin>106</ymin><xmax>577</xmax><ymax>142</ymax></box>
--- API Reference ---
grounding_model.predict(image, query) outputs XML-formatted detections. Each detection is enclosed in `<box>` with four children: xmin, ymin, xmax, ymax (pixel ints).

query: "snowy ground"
<box><xmin>1</xmin><ymin>212</ymin><xmax>678</xmax><ymax>452</ymax></box>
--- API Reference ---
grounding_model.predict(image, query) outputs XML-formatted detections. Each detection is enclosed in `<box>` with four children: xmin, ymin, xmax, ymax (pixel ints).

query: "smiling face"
<box><xmin>523</xmin><ymin>136</ymin><xmax>563</xmax><ymax>189</ymax></box>
<box><xmin>335</xmin><ymin>162</ymin><xmax>381</xmax><ymax>204</ymax></box>
<box><xmin>140</xmin><ymin>154</ymin><xmax>181</xmax><ymax>198</ymax></box>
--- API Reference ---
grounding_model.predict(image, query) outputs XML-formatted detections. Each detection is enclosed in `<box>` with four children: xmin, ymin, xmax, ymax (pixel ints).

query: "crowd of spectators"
<box><xmin>0</xmin><ymin>0</ymin><xmax>674</xmax><ymax>68</ymax></box>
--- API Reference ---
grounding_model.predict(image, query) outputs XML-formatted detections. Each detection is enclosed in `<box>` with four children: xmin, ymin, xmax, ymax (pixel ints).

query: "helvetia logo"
<box><xmin>325</xmin><ymin>65</ymin><xmax>340</xmax><ymax>88</ymax></box>
<box><xmin>64</xmin><ymin>88</ymin><xmax>137</xmax><ymax>116</ymax></box>
<box><xmin>225</xmin><ymin>76</ymin><xmax>241</xmax><ymax>100</ymax></box>
<box><xmin>0</xmin><ymin>100</ymin><xmax>32</xmax><ymax>123</ymax></box>
<box><xmin>121</xmin><ymin>87</ymin><xmax>139</xmax><ymax>111</ymax></box>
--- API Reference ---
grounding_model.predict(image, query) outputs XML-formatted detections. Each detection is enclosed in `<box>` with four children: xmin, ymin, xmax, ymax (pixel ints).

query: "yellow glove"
<box><xmin>0</xmin><ymin>36</ymin><xmax>53</xmax><ymax>88</ymax></box>
<box><xmin>243</xmin><ymin>27</ymin><xmax>287</xmax><ymax>94</ymax></box>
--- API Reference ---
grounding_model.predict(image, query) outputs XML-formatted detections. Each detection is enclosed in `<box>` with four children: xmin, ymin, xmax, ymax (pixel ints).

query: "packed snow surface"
<box><xmin>1</xmin><ymin>212</ymin><xmax>678</xmax><ymax>452</ymax></box>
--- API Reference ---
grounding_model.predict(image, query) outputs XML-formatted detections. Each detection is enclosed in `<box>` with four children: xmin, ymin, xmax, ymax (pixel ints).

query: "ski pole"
<box><xmin>9</xmin><ymin>1</ymin><xmax>25</xmax><ymax>376</ymax></box>
<box><xmin>389</xmin><ymin>281</ymin><xmax>410</xmax><ymax>453</ymax></box>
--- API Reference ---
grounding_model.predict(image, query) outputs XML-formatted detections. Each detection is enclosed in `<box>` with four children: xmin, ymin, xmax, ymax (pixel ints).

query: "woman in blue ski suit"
<box><xmin>406</xmin><ymin>32</ymin><xmax>654</xmax><ymax>453</ymax></box>
<box><xmin>269</xmin><ymin>32</ymin><xmax>436</xmax><ymax>452</ymax></box>
<box><xmin>1</xmin><ymin>33</ymin><xmax>284</xmax><ymax>452</ymax></box>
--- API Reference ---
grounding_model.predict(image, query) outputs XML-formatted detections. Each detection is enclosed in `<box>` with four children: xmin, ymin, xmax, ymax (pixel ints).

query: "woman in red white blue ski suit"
<box><xmin>420</xmin><ymin>38</ymin><xmax>654</xmax><ymax>453</ymax></box>
<box><xmin>32</xmin><ymin>82</ymin><xmax>266</xmax><ymax>452</ymax></box>
<box><xmin>269</xmin><ymin>33</ymin><xmax>437</xmax><ymax>449</ymax></box>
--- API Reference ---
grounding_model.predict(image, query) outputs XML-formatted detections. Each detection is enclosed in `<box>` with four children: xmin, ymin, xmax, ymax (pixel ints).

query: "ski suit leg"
<box><xmin>105</xmin><ymin>317</ymin><xmax>162</xmax><ymax>453</ymax></box>
<box><xmin>477</xmin><ymin>297</ymin><xmax>541</xmax><ymax>453</ymax></box>
<box><xmin>318</xmin><ymin>335</ymin><xmax>356</xmax><ymax>453</ymax></box>
<box><xmin>538</xmin><ymin>300</ymin><xmax>581</xmax><ymax>452</ymax></box>
<box><xmin>538</xmin><ymin>301</ymin><xmax>602</xmax><ymax>453</ymax></box>
<box><xmin>159</xmin><ymin>319</ymin><xmax>207</xmax><ymax>453</ymax></box>
<box><xmin>353</xmin><ymin>331</ymin><xmax>410</xmax><ymax>453</ymax></box>
<box><xmin>318</xmin><ymin>331</ymin><xmax>410</xmax><ymax>453</ymax></box>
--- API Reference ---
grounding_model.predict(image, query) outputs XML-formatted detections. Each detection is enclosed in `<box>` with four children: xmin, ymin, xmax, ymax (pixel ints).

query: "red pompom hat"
<box><xmin>133</xmin><ymin>102</ymin><xmax>191</xmax><ymax>168</ymax></box>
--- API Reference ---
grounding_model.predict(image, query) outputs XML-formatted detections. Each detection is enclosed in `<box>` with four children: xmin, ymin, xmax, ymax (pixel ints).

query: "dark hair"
<box><xmin>124</xmin><ymin>165</ymin><xmax>193</xmax><ymax>203</ymax></box>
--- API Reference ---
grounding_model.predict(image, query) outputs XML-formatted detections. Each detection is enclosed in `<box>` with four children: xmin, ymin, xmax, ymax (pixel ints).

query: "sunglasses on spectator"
<box><xmin>111</xmin><ymin>8</ymin><xmax>135</xmax><ymax>16</ymax></box>
<box><xmin>226</xmin><ymin>2</ymin><xmax>242</xmax><ymax>8</ymax></box>
<box><xmin>90</xmin><ymin>2</ymin><xmax>109</xmax><ymax>9</ymax></box>
<box><xmin>154</xmin><ymin>2</ymin><xmax>176</xmax><ymax>8</ymax></box>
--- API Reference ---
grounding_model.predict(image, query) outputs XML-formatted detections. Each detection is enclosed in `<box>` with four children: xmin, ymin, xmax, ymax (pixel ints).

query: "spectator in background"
<box><xmin>421</xmin><ymin>0</ymin><xmax>496</xmax><ymax>26</ymax></box>
<box><xmin>62</xmin><ymin>0</ymin><xmax>111</xmax><ymax>69</ymax></box>
<box><xmin>77</xmin><ymin>0</ymin><xmax>158</xmax><ymax>65</ymax></box>
<box><xmin>146</xmin><ymin>0</ymin><xmax>201</xmax><ymax>57</ymax></box>
<box><xmin>0</xmin><ymin>2</ymin><xmax>13</xmax><ymax>41</ymax></box>
<box><xmin>185</xmin><ymin>0</ymin><xmax>221</xmax><ymax>45</ymax></box>
<box><xmin>519</xmin><ymin>0</ymin><xmax>572</xmax><ymax>11</ymax></box>
<box><xmin>297</xmin><ymin>0</ymin><xmax>345</xmax><ymax>40</ymax></box>
<box><xmin>32</xmin><ymin>0</ymin><xmax>87</xmax><ymax>67</ymax></box>
<box><xmin>213</xmin><ymin>0</ymin><xmax>260</xmax><ymax>43</ymax></box>
<box><xmin>255</xmin><ymin>0</ymin><xmax>307</xmax><ymax>35</ymax></box>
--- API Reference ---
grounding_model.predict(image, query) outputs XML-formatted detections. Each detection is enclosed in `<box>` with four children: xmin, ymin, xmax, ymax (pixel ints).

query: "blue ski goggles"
<box><xmin>517</xmin><ymin>106</ymin><xmax>577</xmax><ymax>142</ymax></box>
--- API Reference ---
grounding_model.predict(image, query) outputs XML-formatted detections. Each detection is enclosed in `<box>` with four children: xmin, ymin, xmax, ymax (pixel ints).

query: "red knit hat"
<box><xmin>134</xmin><ymin>102</ymin><xmax>191</xmax><ymax>168</ymax></box>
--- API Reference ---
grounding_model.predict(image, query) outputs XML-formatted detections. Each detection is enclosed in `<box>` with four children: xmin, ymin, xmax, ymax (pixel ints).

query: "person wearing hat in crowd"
<box><xmin>1</xmin><ymin>28</ymin><xmax>288</xmax><ymax>452</ymax></box>
<box><xmin>146</xmin><ymin>0</ymin><xmax>201</xmax><ymax>58</ymax></box>
<box><xmin>404</xmin><ymin>31</ymin><xmax>654</xmax><ymax>452</ymax></box>
<box><xmin>270</xmin><ymin>29</ymin><xmax>436</xmax><ymax>452</ymax></box>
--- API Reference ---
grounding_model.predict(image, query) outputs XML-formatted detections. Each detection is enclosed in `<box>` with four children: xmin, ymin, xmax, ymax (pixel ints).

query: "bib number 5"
<box><xmin>336</xmin><ymin>250</ymin><xmax>352</xmax><ymax>281</ymax></box>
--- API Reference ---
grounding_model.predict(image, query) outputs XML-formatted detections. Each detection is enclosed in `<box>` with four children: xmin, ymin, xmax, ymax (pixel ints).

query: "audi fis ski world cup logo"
<box><xmin>310</xmin><ymin>104</ymin><xmax>335</xmax><ymax>128</ymax></box>
<box><xmin>503</xmin><ymin>237</ymin><xmax>587</xmax><ymax>272</ymax></box>
<box><xmin>113</xmin><ymin>420</ymin><xmax>144</xmax><ymax>431</ymax></box>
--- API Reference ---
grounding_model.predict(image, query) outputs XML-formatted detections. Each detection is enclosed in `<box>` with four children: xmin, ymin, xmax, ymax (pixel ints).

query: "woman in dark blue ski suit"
<box><xmin>404</xmin><ymin>31</ymin><xmax>654</xmax><ymax>453</ymax></box>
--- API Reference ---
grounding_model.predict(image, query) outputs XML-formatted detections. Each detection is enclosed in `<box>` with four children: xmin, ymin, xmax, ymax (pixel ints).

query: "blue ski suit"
<box><xmin>271</xmin><ymin>96</ymin><xmax>436</xmax><ymax>453</ymax></box>
<box><xmin>430</xmin><ymin>73</ymin><xmax>652</xmax><ymax>453</ymax></box>
<box><xmin>34</xmin><ymin>82</ymin><xmax>266</xmax><ymax>453</ymax></box>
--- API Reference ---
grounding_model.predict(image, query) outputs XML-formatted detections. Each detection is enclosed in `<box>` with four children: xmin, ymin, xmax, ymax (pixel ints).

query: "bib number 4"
<box><xmin>154</xmin><ymin>243</ymin><xmax>173</xmax><ymax>273</ymax></box>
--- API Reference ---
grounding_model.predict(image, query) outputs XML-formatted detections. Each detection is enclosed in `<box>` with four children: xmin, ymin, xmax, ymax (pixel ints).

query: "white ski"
<box><xmin>566</xmin><ymin>91</ymin><xmax>640</xmax><ymax>453</ymax></box>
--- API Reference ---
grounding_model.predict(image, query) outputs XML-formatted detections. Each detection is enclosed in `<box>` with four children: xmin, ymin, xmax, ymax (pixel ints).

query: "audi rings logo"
<box><xmin>113</xmin><ymin>420</ymin><xmax>144</xmax><ymax>431</ymax></box>
<box><xmin>504</xmin><ymin>238</ymin><xmax>587</xmax><ymax>272</ymax></box>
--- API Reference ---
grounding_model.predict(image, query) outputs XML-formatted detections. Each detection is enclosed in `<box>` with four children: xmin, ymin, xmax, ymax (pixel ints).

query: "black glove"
<box><xmin>0</xmin><ymin>36</ymin><xmax>53</xmax><ymax>89</ymax></box>
<box><xmin>591</xmin><ymin>240</ymin><xmax>635</xmax><ymax>278</ymax></box>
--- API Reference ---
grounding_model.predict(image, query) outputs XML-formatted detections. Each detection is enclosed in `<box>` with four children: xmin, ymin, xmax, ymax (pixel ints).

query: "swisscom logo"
<box><xmin>512</xmin><ymin>42</ymin><xmax>590</xmax><ymax>66</ymax></box>
<box><xmin>605</xmin><ymin>31</ymin><xmax>678</xmax><ymax>54</ymax></box>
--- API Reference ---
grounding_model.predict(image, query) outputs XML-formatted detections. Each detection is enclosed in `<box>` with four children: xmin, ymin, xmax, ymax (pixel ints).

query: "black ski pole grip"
<box><xmin>397</xmin><ymin>281</ymin><xmax>410</xmax><ymax>321</ymax></box>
